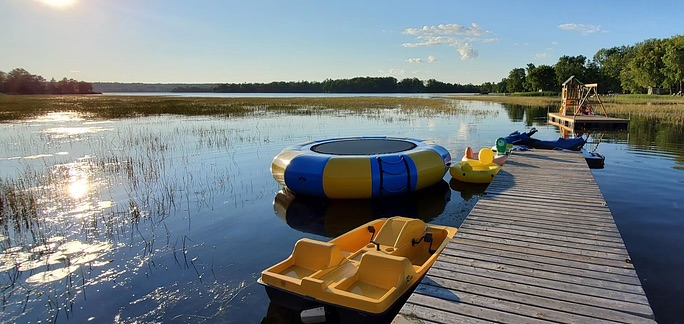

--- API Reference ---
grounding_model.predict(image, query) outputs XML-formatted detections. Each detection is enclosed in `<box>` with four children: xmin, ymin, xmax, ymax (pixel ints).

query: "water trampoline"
<box><xmin>271</xmin><ymin>137</ymin><xmax>451</xmax><ymax>199</ymax></box>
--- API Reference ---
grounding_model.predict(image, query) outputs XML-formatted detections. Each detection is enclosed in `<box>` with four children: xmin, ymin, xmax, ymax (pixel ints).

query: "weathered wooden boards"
<box><xmin>395</xmin><ymin>150</ymin><xmax>655</xmax><ymax>323</ymax></box>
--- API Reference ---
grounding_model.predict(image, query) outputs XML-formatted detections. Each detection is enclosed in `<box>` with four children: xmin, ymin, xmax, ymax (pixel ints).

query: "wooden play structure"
<box><xmin>549</xmin><ymin>76</ymin><xmax>629</xmax><ymax>131</ymax></box>
<box><xmin>559</xmin><ymin>76</ymin><xmax>609</xmax><ymax>117</ymax></box>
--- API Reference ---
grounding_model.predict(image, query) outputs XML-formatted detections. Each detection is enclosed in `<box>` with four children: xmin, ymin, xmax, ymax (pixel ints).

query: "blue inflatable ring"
<box><xmin>271</xmin><ymin>137</ymin><xmax>451</xmax><ymax>199</ymax></box>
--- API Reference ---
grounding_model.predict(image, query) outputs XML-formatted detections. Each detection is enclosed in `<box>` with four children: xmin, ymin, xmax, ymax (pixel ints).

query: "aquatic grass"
<box><xmin>456</xmin><ymin>94</ymin><xmax>684</xmax><ymax>124</ymax></box>
<box><xmin>0</xmin><ymin>95</ymin><xmax>473</xmax><ymax>122</ymax></box>
<box><xmin>0</xmin><ymin>119</ymin><xmax>246</xmax><ymax>321</ymax></box>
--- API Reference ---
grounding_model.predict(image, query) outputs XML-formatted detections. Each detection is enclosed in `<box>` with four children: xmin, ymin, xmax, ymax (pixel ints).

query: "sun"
<box><xmin>38</xmin><ymin>0</ymin><xmax>78</xmax><ymax>8</ymax></box>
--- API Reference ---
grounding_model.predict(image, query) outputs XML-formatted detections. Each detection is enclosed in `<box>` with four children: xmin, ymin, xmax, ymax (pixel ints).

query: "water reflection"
<box><xmin>501</xmin><ymin>104</ymin><xmax>553</xmax><ymax>126</ymax></box>
<box><xmin>449</xmin><ymin>179</ymin><xmax>489</xmax><ymax>201</ymax></box>
<box><xmin>42</xmin><ymin>126</ymin><xmax>111</xmax><ymax>138</ymax></box>
<box><xmin>273</xmin><ymin>180</ymin><xmax>451</xmax><ymax>238</ymax></box>
<box><xmin>0</xmin><ymin>239</ymin><xmax>113</xmax><ymax>283</ymax></box>
<box><xmin>262</xmin><ymin>302</ymin><xmax>309</xmax><ymax>324</ymax></box>
<box><xmin>554</xmin><ymin>114</ymin><xmax>684</xmax><ymax>170</ymax></box>
<box><xmin>27</xmin><ymin>112</ymin><xmax>84</xmax><ymax>123</ymax></box>
<box><xmin>0</xmin><ymin>103</ymin><xmax>682</xmax><ymax>322</ymax></box>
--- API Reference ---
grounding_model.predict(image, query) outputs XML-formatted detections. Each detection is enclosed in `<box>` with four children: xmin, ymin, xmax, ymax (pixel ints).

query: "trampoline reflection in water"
<box><xmin>272</xmin><ymin>180</ymin><xmax>451</xmax><ymax>238</ymax></box>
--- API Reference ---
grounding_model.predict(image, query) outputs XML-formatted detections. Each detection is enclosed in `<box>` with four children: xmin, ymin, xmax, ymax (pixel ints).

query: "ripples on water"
<box><xmin>0</xmin><ymin>104</ymin><xmax>682</xmax><ymax>323</ymax></box>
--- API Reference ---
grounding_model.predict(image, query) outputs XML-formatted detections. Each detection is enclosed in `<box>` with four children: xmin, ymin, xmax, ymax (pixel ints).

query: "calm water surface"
<box><xmin>0</xmin><ymin>101</ymin><xmax>682</xmax><ymax>323</ymax></box>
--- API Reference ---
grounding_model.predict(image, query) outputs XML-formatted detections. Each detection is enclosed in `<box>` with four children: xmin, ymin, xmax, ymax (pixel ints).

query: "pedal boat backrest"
<box><xmin>330</xmin><ymin>251</ymin><xmax>417</xmax><ymax>313</ymax></box>
<box><xmin>355</xmin><ymin>251</ymin><xmax>414</xmax><ymax>290</ymax></box>
<box><xmin>260</xmin><ymin>238</ymin><xmax>345</xmax><ymax>289</ymax></box>
<box><xmin>291</xmin><ymin>238</ymin><xmax>345</xmax><ymax>272</ymax></box>
<box><xmin>373</xmin><ymin>217</ymin><xmax>426</xmax><ymax>250</ymax></box>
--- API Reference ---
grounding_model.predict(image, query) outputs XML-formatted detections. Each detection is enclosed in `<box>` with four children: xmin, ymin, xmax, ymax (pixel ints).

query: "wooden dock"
<box><xmin>548</xmin><ymin>112</ymin><xmax>629</xmax><ymax>132</ymax></box>
<box><xmin>395</xmin><ymin>150</ymin><xmax>655</xmax><ymax>323</ymax></box>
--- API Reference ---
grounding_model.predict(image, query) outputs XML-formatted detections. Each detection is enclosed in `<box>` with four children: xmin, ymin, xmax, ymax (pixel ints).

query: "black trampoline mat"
<box><xmin>311</xmin><ymin>139</ymin><xmax>417</xmax><ymax>155</ymax></box>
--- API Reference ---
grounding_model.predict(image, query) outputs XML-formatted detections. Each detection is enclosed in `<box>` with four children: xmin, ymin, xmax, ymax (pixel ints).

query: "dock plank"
<box><xmin>396</xmin><ymin>150</ymin><xmax>655</xmax><ymax>323</ymax></box>
<box><xmin>437</xmin><ymin>252</ymin><xmax>647</xmax><ymax>296</ymax></box>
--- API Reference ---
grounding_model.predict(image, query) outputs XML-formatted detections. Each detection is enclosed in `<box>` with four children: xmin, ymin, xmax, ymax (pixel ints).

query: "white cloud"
<box><xmin>378</xmin><ymin>69</ymin><xmax>406</xmax><ymax>78</ymax></box>
<box><xmin>551</xmin><ymin>41</ymin><xmax>559</xmax><ymax>45</ymax></box>
<box><xmin>402</xmin><ymin>23</ymin><xmax>496</xmax><ymax>60</ymax></box>
<box><xmin>457</xmin><ymin>44</ymin><xmax>477</xmax><ymax>60</ymax></box>
<box><xmin>404</xmin><ymin>23</ymin><xmax>483</xmax><ymax>36</ymax></box>
<box><xmin>535</xmin><ymin>53</ymin><xmax>549</xmax><ymax>59</ymax></box>
<box><xmin>558</xmin><ymin>23</ymin><xmax>602</xmax><ymax>35</ymax></box>
<box><xmin>406</xmin><ymin>56</ymin><xmax>438</xmax><ymax>64</ymax></box>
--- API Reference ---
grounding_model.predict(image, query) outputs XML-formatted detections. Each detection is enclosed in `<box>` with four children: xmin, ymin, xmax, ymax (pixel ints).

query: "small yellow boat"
<box><xmin>258</xmin><ymin>217</ymin><xmax>457</xmax><ymax>319</ymax></box>
<box><xmin>461</xmin><ymin>146</ymin><xmax>508</xmax><ymax>166</ymax></box>
<box><xmin>450</xmin><ymin>148</ymin><xmax>502</xmax><ymax>184</ymax></box>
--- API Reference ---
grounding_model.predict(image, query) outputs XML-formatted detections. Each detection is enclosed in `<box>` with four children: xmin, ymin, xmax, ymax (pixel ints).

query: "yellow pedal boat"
<box><xmin>450</xmin><ymin>148</ymin><xmax>502</xmax><ymax>184</ymax></box>
<box><xmin>258</xmin><ymin>217</ymin><xmax>457</xmax><ymax>318</ymax></box>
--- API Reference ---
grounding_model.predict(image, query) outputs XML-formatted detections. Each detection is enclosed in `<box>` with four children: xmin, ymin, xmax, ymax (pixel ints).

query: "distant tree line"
<box><xmin>92</xmin><ymin>83</ymin><xmax>216</xmax><ymax>93</ymax></box>
<box><xmin>211</xmin><ymin>77</ymin><xmax>480</xmax><ymax>93</ymax></box>
<box><xmin>0</xmin><ymin>68</ymin><xmax>96</xmax><ymax>95</ymax></box>
<box><xmin>493</xmin><ymin>35</ymin><xmax>684</xmax><ymax>95</ymax></box>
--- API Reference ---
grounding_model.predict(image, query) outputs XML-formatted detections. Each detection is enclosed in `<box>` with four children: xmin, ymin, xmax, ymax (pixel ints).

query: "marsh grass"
<box><xmin>0</xmin><ymin>95</ymin><xmax>468</xmax><ymax>122</ymax></box>
<box><xmin>456</xmin><ymin>94</ymin><xmax>684</xmax><ymax>124</ymax></box>
<box><xmin>0</xmin><ymin>118</ymin><xmax>247</xmax><ymax>321</ymax></box>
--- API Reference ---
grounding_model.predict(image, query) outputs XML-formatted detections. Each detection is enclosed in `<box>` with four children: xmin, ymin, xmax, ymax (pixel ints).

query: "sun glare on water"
<box><xmin>38</xmin><ymin>0</ymin><xmax>77</xmax><ymax>8</ymax></box>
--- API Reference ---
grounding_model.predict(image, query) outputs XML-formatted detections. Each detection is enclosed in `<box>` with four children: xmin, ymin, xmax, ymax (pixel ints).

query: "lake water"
<box><xmin>0</xmin><ymin>100</ymin><xmax>682</xmax><ymax>323</ymax></box>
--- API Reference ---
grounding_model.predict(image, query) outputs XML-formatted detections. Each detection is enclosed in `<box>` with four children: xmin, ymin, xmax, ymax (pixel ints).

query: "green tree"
<box><xmin>555</xmin><ymin>55</ymin><xmax>587</xmax><ymax>85</ymax></box>
<box><xmin>0</xmin><ymin>70</ymin><xmax>6</xmax><ymax>93</ymax></box>
<box><xmin>78</xmin><ymin>81</ymin><xmax>93</xmax><ymax>94</ymax></box>
<box><xmin>663</xmin><ymin>36</ymin><xmax>684</xmax><ymax>93</ymax></box>
<box><xmin>584</xmin><ymin>62</ymin><xmax>602</xmax><ymax>85</ymax></box>
<box><xmin>526</xmin><ymin>65</ymin><xmax>557</xmax><ymax>92</ymax></box>
<box><xmin>57</xmin><ymin>78</ymin><xmax>77</xmax><ymax>94</ymax></box>
<box><xmin>425</xmin><ymin>79</ymin><xmax>450</xmax><ymax>92</ymax></box>
<box><xmin>625</xmin><ymin>39</ymin><xmax>667</xmax><ymax>94</ymax></box>
<box><xmin>398</xmin><ymin>78</ymin><xmax>425</xmax><ymax>93</ymax></box>
<box><xmin>620</xmin><ymin>63</ymin><xmax>644</xmax><ymax>94</ymax></box>
<box><xmin>524</xmin><ymin>63</ymin><xmax>536</xmax><ymax>91</ymax></box>
<box><xmin>6</xmin><ymin>68</ymin><xmax>46</xmax><ymax>94</ymax></box>
<box><xmin>496</xmin><ymin>78</ymin><xmax>508</xmax><ymax>93</ymax></box>
<box><xmin>593</xmin><ymin>45</ymin><xmax>635</xmax><ymax>93</ymax></box>
<box><xmin>506</xmin><ymin>68</ymin><xmax>526</xmax><ymax>92</ymax></box>
<box><xmin>479</xmin><ymin>81</ymin><xmax>495</xmax><ymax>94</ymax></box>
<box><xmin>47</xmin><ymin>78</ymin><xmax>59</xmax><ymax>94</ymax></box>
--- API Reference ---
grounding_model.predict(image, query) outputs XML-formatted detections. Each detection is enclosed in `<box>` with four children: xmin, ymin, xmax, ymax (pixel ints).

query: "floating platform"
<box><xmin>395</xmin><ymin>150</ymin><xmax>655</xmax><ymax>323</ymax></box>
<box><xmin>548</xmin><ymin>112</ymin><xmax>630</xmax><ymax>131</ymax></box>
<box><xmin>271</xmin><ymin>137</ymin><xmax>451</xmax><ymax>199</ymax></box>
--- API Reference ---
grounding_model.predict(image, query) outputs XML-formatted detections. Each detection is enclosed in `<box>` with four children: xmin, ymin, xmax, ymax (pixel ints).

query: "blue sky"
<box><xmin>1</xmin><ymin>0</ymin><xmax>681</xmax><ymax>84</ymax></box>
